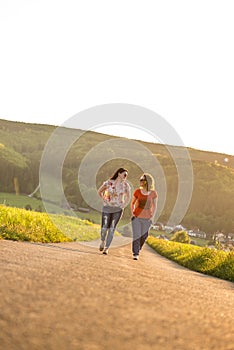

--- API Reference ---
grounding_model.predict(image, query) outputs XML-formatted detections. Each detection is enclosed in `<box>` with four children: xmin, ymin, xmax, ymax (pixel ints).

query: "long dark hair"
<box><xmin>110</xmin><ymin>167</ymin><xmax>128</xmax><ymax>180</ymax></box>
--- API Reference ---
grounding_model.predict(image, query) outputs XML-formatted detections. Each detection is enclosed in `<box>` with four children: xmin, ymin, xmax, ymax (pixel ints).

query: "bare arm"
<box><xmin>97</xmin><ymin>183</ymin><xmax>107</xmax><ymax>201</ymax></box>
<box><xmin>124</xmin><ymin>184</ymin><xmax>131</xmax><ymax>206</ymax></box>
<box><xmin>131</xmin><ymin>195</ymin><xmax>137</xmax><ymax>215</ymax></box>
<box><xmin>151</xmin><ymin>197</ymin><xmax>158</xmax><ymax>220</ymax></box>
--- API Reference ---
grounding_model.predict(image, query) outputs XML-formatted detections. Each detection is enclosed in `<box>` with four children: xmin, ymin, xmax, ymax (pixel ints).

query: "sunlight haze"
<box><xmin>0</xmin><ymin>0</ymin><xmax>233</xmax><ymax>156</ymax></box>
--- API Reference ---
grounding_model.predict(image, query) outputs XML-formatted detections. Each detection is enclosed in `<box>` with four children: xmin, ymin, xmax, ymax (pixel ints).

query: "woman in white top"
<box><xmin>97</xmin><ymin>167</ymin><xmax>131</xmax><ymax>255</ymax></box>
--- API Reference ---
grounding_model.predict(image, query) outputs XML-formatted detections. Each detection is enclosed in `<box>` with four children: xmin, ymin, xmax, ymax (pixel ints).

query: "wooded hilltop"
<box><xmin>0</xmin><ymin>118</ymin><xmax>233</xmax><ymax>236</ymax></box>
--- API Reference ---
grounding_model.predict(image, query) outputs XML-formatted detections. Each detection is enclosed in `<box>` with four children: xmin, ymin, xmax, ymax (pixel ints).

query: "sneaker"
<box><xmin>103</xmin><ymin>248</ymin><xmax>109</xmax><ymax>255</ymax></box>
<box><xmin>99</xmin><ymin>241</ymin><xmax>105</xmax><ymax>251</ymax></box>
<box><xmin>133</xmin><ymin>255</ymin><xmax>139</xmax><ymax>260</ymax></box>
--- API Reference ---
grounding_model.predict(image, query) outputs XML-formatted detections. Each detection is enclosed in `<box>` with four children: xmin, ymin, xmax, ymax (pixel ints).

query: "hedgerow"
<box><xmin>147</xmin><ymin>236</ymin><xmax>234</xmax><ymax>282</ymax></box>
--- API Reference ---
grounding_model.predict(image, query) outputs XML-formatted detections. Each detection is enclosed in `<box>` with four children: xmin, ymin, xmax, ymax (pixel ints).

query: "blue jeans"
<box><xmin>131</xmin><ymin>216</ymin><xmax>152</xmax><ymax>255</ymax></box>
<box><xmin>101</xmin><ymin>206</ymin><xmax>123</xmax><ymax>248</ymax></box>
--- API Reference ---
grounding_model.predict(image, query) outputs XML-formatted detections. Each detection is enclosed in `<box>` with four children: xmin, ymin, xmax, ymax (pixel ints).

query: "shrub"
<box><xmin>170</xmin><ymin>230</ymin><xmax>190</xmax><ymax>244</ymax></box>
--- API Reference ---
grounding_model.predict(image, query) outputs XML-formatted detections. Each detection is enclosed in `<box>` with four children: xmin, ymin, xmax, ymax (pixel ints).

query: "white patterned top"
<box><xmin>102</xmin><ymin>179</ymin><xmax>131</xmax><ymax>208</ymax></box>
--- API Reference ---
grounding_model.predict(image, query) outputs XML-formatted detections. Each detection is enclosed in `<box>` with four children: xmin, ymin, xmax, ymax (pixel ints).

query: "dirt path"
<box><xmin>0</xmin><ymin>239</ymin><xmax>233</xmax><ymax>350</ymax></box>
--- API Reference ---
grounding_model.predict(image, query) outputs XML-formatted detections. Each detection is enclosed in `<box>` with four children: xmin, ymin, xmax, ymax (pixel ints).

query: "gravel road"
<box><xmin>0</xmin><ymin>239</ymin><xmax>233</xmax><ymax>350</ymax></box>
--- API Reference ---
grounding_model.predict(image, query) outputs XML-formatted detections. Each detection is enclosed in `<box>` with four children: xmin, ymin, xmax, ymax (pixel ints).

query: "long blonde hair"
<box><xmin>141</xmin><ymin>173</ymin><xmax>155</xmax><ymax>191</ymax></box>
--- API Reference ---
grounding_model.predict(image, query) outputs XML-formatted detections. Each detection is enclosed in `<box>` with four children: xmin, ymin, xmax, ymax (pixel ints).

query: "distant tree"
<box><xmin>25</xmin><ymin>204</ymin><xmax>32</xmax><ymax>211</ymax></box>
<box><xmin>122</xmin><ymin>225</ymin><xmax>132</xmax><ymax>237</ymax></box>
<box><xmin>170</xmin><ymin>230</ymin><xmax>190</xmax><ymax>244</ymax></box>
<box><xmin>35</xmin><ymin>205</ymin><xmax>42</xmax><ymax>212</ymax></box>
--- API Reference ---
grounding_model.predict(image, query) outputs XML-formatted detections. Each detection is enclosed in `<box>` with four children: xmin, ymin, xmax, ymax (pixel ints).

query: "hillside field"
<box><xmin>1</xmin><ymin>118</ymin><xmax>234</xmax><ymax>234</ymax></box>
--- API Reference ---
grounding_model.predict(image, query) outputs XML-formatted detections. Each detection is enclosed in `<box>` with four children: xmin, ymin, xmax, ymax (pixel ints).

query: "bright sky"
<box><xmin>0</xmin><ymin>0</ymin><xmax>233</xmax><ymax>156</ymax></box>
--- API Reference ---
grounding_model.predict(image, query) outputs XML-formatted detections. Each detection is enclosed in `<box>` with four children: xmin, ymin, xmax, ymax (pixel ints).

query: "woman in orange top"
<box><xmin>131</xmin><ymin>173</ymin><xmax>157</xmax><ymax>260</ymax></box>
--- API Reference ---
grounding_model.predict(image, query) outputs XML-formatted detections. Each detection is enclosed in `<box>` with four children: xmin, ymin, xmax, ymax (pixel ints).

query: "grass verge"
<box><xmin>0</xmin><ymin>205</ymin><xmax>101</xmax><ymax>243</ymax></box>
<box><xmin>147</xmin><ymin>236</ymin><xmax>234</xmax><ymax>282</ymax></box>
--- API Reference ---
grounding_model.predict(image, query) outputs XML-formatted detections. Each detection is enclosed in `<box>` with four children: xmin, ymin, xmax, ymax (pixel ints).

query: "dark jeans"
<box><xmin>131</xmin><ymin>216</ymin><xmax>152</xmax><ymax>255</ymax></box>
<box><xmin>101</xmin><ymin>206</ymin><xmax>123</xmax><ymax>248</ymax></box>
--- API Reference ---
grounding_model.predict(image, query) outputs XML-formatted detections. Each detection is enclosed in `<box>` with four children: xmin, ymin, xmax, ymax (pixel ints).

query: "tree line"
<box><xmin>0</xmin><ymin>118</ymin><xmax>234</xmax><ymax>234</ymax></box>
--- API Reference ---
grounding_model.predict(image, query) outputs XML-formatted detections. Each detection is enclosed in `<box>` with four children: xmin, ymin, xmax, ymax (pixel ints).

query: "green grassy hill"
<box><xmin>0</xmin><ymin>205</ymin><xmax>100</xmax><ymax>242</ymax></box>
<box><xmin>0</xmin><ymin>118</ymin><xmax>234</xmax><ymax>234</ymax></box>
